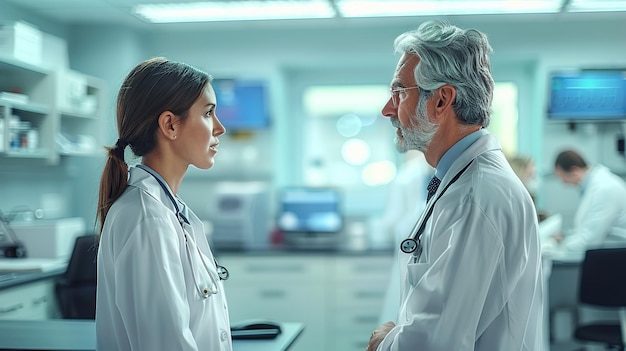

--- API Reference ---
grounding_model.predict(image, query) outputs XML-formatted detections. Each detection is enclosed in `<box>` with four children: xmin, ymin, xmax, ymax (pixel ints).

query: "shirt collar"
<box><xmin>579</xmin><ymin>166</ymin><xmax>592</xmax><ymax>195</ymax></box>
<box><xmin>135</xmin><ymin>164</ymin><xmax>189</xmax><ymax>225</ymax></box>
<box><xmin>436</xmin><ymin>129</ymin><xmax>488</xmax><ymax>179</ymax></box>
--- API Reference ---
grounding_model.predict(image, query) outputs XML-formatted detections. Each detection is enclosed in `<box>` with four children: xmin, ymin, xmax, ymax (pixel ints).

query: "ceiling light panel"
<box><xmin>568</xmin><ymin>0</ymin><xmax>626</xmax><ymax>12</ymax></box>
<box><xmin>133</xmin><ymin>0</ymin><xmax>336</xmax><ymax>23</ymax></box>
<box><xmin>336</xmin><ymin>0</ymin><xmax>562</xmax><ymax>18</ymax></box>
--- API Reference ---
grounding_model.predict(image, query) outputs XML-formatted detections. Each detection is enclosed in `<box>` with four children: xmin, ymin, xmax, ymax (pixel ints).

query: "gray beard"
<box><xmin>393</xmin><ymin>95</ymin><xmax>438</xmax><ymax>153</ymax></box>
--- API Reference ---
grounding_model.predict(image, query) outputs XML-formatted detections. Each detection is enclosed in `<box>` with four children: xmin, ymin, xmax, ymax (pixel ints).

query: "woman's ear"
<box><xmin>157</xmin><ymin>111</ymin><xmax>179</xmax><ymax>141</ymax></box>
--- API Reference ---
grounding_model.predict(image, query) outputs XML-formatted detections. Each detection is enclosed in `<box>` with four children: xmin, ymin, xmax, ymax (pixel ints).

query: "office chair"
<box><xmin>573</xmin><ymin>247</ymin><xmax>626</xmax><ymax>351</ymax></box>
<box><xmin>55</xmin><ymin>234</ymin><xmax>98</xmax><ymax>319</ymax></box>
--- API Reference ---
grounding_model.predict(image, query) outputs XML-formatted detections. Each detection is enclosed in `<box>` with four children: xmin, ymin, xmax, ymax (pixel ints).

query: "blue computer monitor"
<box><xmin>212</xmin><ymin>79</ymin><xmax>271</xmax><ymax>130</ymax></box>
<box><xmin>277</xmin><ymin>188</ymin><xmax>342</xmax><ymax>233</ymax></box>
<box><xmin>547</xmin><ymin>71</ymin><xmax>626</xmax><ymax>121</ymax></box>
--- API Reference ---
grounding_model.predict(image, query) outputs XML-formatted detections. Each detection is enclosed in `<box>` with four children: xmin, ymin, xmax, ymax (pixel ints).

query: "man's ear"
<box><xmin>434</xmin><ymin>85</ymin><xmax>456</xmax><ymax>114</ymax></box>
<box><xmin>157</xmin><ymin>111</ymin><xmax>179</xmax><ymax>141</ymax></box>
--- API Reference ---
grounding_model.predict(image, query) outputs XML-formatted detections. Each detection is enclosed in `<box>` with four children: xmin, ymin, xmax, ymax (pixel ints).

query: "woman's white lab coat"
<box><xmin>562</xmin><ymin>164</ymin><xmax>626</xmax><ymax>251</ymax></box>
<box><xmin>377</xmin><ymin>134</ymin><xmax>544</xmax><ymax>351</ymax></box>
<box><xmin>96</xmin><ymin>166</ymin><xmax>232</xmax><ymax>351</ymax></box>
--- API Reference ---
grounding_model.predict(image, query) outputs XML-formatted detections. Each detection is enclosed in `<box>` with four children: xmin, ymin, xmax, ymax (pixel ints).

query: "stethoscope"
<box><xmin>400</xmin><ymin>160</ymin><xmax>475</xmax><ymax>260</ymax></box>
<box><xmin>137</xmin><ymin>164</ymin><xmax>229</xmax><ymax>298</ymax></box>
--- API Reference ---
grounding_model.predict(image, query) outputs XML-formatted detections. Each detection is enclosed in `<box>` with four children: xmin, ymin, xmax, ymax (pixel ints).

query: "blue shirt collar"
<box><xmin>435</xmin><ymin>129</ymin><xmax>488</xmax><ymax>179</ymax></box>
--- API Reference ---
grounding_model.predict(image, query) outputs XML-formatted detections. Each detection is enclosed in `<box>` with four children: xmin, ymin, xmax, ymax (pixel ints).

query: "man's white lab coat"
<box><xmin>378</xmin><ymin>134</ymin><xmax>544</xmax><ymax>351</ymax></box>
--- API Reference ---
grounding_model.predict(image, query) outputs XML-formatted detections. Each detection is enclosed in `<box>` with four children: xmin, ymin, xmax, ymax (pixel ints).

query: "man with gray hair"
<box><xmin>367</xmin><ymin>20</ymin><xmax>544</xmax><ymax>350</ymax></box>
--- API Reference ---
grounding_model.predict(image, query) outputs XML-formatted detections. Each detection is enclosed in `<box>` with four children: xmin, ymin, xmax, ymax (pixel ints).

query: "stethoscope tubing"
<box><xmin>400</xmin><ymin>160</ymin><xmax>475</xmax><ymax>255</ymax></box>
<box><xmin>137</xmin><ymin>165</ymin><xmax>229</xmax><ymax>298</ymax></box>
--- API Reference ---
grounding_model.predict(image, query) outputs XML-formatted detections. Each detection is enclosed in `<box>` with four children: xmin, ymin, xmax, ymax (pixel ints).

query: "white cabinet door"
<box><xmin>328</xmin><ymin>256</ymin><xmax>393</xmax><ymax>351</ymax></box>
<box><xmin>218</xmin><ymin>253</ymin><xmax>394</xmax><ymax>351</ymax></box>
<box><xmin>219</xmin><ymin>255</ymin><xmax>328</xmax><ymax>351</ymax></box>
<box><xmin>0</xmin><ymin>279</ymin><xmax>57</xmax><ymax>320</ymax></box>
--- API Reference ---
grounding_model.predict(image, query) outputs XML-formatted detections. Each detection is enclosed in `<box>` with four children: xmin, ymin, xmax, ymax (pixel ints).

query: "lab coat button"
<box><xmin>220</xmin><ymin>330</ymin><xmax>228</xmax><ymax>342</ymax></box>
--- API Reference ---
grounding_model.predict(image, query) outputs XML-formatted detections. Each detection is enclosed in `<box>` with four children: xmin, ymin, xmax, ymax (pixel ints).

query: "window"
<box><xmin>302</xmin><ymin>85</ymin><xmax>396</xmax><ymax>188</ymax></box>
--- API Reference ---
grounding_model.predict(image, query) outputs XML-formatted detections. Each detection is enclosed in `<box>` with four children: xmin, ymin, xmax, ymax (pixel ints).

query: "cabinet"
<box><xmin>328</xmin><ymin>256</ymin><xmax>391</xmax><ymax>351</ymax></box>
<box><xmin>0</xmin><ymin>279</ymin><xmax>59</xmax><ymax>320</ymax></box>
<box><xmin>219</xmin><ymin>255</ymin><xmax>328</xmax><ymax>351</ymax></box>
<box><xmin>218</xmin><ymin>253</ymin><xmax>393</xmax><ymax>351</ymax></box>
<box><xmin>0</xmin><ymin>56</ymin><xmax>104</xmax><ymax>164</ymax></box>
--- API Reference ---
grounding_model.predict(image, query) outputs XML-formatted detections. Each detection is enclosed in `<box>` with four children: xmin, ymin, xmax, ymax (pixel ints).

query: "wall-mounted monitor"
<box><xmin>277</xmin><ymin>188</ymin><xmax>343</xmax><ymax>233</ymax></box>
<box><xmin>212</xmin><ymin>79</ymin><xmax>271</xmax><ymax>130</ymax></box>
<box><xmin>547</xmin><ymin>71</ymin><xmax>626</xmax><ymax>121</ymax></box>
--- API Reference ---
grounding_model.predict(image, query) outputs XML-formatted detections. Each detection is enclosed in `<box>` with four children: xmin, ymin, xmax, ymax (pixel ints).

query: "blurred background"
<box><xmin>0</xmin><ymin>1</ymin><xmax>625</xmax><ymax>350</ymax></box>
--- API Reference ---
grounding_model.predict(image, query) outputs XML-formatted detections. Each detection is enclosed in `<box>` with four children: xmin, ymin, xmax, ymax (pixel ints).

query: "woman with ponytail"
<box><xmin>95</xmin><ymin>57</ymin><xmax>230</xmax><ymax>351</ymax></box>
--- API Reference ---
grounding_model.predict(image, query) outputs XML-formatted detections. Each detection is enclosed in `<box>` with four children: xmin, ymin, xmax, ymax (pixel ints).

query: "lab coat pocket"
<box><xmin>406</xmin><ymin>261</ymin><xmax>429</xmax><ymax>287</ymax></box>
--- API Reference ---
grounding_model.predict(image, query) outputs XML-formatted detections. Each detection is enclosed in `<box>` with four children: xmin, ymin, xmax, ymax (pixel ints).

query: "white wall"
<box><xmin>1</xmin><ymin>0</ymin><xmax>626</xmax><ymax>227</ymax></box>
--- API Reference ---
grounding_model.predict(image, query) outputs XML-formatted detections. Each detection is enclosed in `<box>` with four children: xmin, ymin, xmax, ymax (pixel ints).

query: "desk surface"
<box><xmin>0</xmin><ymin>319</ymin><xmax>304</xmax><ymax>351</ymax></box>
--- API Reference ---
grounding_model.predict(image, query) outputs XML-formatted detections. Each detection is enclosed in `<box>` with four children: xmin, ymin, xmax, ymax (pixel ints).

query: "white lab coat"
<box><xmin>379</xmin><ymin>153</ymin><xmax>431</xmax><ymax>323</ymax></box>
<box><xmin>377</xmin><ymin>133</ymin><xmax>544</xmax><ymax>351</ymax></box>
<box><xmin>561</xmin><ymin>164</ymin><xmax>626</xmax><ymax>251</ymax></box>
<box><xmin>96</xmin><ymin>166</ymin><xmax>232</xmax><ymax>351</ymax></box>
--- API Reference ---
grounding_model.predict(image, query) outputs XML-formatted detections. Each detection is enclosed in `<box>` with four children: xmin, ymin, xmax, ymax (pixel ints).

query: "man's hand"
<box><xmin>366</xmin><ymin>321</ymin><xmax>396</xmax><ymax>351</ymax></box>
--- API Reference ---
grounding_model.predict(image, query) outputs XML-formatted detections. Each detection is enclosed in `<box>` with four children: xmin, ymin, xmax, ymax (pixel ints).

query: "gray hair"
<box><xmin>394</xmin><ymin>20</ymin><xmax>494</xmax><ymax>127</ymax></box>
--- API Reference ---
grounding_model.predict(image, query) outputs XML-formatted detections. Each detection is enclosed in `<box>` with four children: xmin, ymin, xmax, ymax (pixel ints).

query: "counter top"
<box><xmin>214</xmin><ymin>246</ymin><xmax>395</xmax><ymax>257</ymax></box>
<box><xmin>0</xmin><ymin>319</ymin><xmax>304</xmax><ymax>351</ymax></box>
<box><xmin>0</xmin><ymin>268</ymin><xmax>65</xmax><ymax>290</ymax></box>
<box><xmin>0</xmin><ymin>258</ymin><xmax>67</xmax><ymax>290</ymax></box>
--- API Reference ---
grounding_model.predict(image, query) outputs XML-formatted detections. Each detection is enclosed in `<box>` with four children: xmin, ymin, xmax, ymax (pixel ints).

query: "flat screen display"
<box><xmin>212</xmin><ymin>79</ymin><xmax>271</xmax><ymax>130</ymax></box>
<box><xmin>547</xmin><ymin>72</ymin><xmax>626</xmax><ymax>121</ymax></box>
<box><xmin>277</xmin><ymin>188</ymin><xmax>342</xmax><ymax>233</ymax></box>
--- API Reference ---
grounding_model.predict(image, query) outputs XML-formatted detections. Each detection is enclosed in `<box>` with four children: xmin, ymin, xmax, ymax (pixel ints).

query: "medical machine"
<box><xmin>10</xmin><ymin>217</ymin><xmax>85</xmax><ymax>259</ymax></box>
<box><xmin>207</xmin><ymin>182</ymin><xmax>272</xmax><ymax>250</ymax></box>
<box><xmin>277</xmin><ymin>187</ymin><xmax>343</xmax><ymax>249</ymax></box>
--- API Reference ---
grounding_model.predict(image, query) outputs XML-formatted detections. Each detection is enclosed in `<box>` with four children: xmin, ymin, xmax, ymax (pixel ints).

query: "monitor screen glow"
<box><xmin>277</xmin><ymin>188</ymin><xmax>342</xmax><ymax>233</ymax></box>
<box><xmin>547</xmin><ymin>72</ymin><xmax>626</xmax><ymax>121</ymax></box>
<box><xmin>213</xmin><ymin>79</ymin><xmax>271</xmax><ymax>130</ymax></box>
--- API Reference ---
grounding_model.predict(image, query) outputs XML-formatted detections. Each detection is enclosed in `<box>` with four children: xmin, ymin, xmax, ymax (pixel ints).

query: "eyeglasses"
<box><xmin>389</xmin><ymin>86</ymin><xmax>420</xmax><ymax>107</ymax></box>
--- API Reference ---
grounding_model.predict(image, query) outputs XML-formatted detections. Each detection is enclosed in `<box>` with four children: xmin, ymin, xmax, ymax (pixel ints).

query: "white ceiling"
<box><xmin>4</xmin><ymin>0</ymin><xmax>626</xmax><ymax>32</ymax></box>
<box><xmin>5</xmin><ymin>0</ymin><xmax>155</xmax><ymax>29</ymax></box>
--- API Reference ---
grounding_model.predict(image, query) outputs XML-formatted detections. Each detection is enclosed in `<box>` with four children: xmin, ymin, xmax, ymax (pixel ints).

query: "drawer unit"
<box><xmin>219</xmin><ymin>255</ymin><xmax>328</xmax><ymax>351</ymax></box>
<box><xmin>0</xmin><ymin>279</ymin><xmax>56</xmax><ymax>320</ymax></box>
<box><xmin>218</xmin><ymin>253</ymin><xmax>394</xmax><ymax>351</ymax></box>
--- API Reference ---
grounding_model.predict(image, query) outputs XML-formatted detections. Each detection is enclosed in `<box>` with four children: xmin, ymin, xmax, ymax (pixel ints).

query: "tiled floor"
<box><xmin>550</xmin><ymin>340</ymin><xmax>608</xmax><ymax>351</ymax></box>
<box><xmin>550</xmin><ymin>341</ymin><xmax>584</xmax><ymax>351</ymax></box>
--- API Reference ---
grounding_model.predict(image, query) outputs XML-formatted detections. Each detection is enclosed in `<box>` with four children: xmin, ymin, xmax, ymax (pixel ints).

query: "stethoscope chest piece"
<box><xmin>400</xmin><ymin>238</ymin><xmax>418</xmax><ymax>254</ymax></box>
<box><xmin>202</xmin><ymin>286</ymin><xmax>218</xmax><ymax>298</ymax></box>
<box><xmin>216</xmin><ymin>265</ymin><xmax>229</xmax><ymax>281</ymax></box>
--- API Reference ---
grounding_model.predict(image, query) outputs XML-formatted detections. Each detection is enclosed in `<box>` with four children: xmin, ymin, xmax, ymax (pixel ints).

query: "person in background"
<box><xmin>95</xmin><ymin>57</ymin><xmax>230</xmax><ymax>350</ymax></box>
<box><xmin>549</xmin><ymin>149</ymin><xmax>626</xmax><ymax>251</ymax></box>
<box><xmin>507</xmin><ymin>154</ymin><xmax>548</xmax><ymax>221</ymax></box>
<box><xmin>367</xmin><ymin>20</ymin><xmax>543</xmax><ymax>351</ymax></box>
<box><xmin>378</xmin><ymin>150</ymin><xmax>431</xmax><ymax>323</ymax></box>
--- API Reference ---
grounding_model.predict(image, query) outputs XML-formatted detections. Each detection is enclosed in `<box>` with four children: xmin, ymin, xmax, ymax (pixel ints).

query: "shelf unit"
<box><xmin>55</xmin><ymin>69</ymin><xmax>104</xmax><ymax>157</ymax></box>
<box><xmin>0</xmin><ymin>55</ymin><xmax>104</xmax><ymax>164</ymax></box>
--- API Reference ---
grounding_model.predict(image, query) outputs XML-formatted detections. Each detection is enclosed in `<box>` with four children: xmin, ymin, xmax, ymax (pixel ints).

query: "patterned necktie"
<box><xmin>426</xmin><ymin>176</ymin><xmax>441</xmax><ymax>202</ymax></box>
